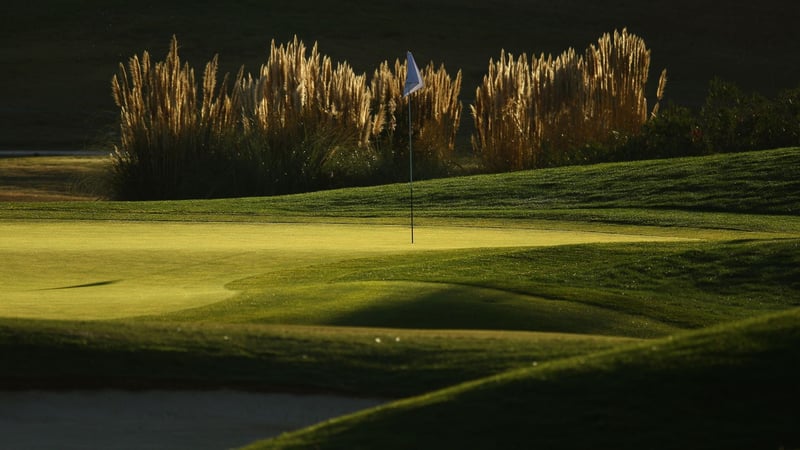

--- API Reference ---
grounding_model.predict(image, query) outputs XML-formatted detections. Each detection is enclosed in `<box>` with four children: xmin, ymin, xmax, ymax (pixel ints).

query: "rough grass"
<box><xmin>0</xmin><ymin>155</ymin><xmax>110</xmax><ymax>201</ymax></box>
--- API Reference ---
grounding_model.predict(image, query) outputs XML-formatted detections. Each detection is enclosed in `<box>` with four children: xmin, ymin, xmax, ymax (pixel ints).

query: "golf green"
<box><xmin>0</xmin><ymin>220</ymin><xmax>686</xmax><ymax>320</ymax></box>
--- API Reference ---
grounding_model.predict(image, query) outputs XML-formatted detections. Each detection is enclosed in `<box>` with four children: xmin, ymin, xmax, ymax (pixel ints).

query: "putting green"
<box><xmin>0</xmin><ymin>220</ymin><xmax>686</xmax><ymax>320</ymax></box>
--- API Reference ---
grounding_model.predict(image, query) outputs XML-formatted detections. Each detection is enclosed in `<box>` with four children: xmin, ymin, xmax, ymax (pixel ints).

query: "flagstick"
<box><xmin>403</xmin><ymin>50</ymin><xmax>422</xmax><ymax>245</ymax></box>
<box><xmin>409</xmin><ymin>96</ymin><xmax>414</xmax><ymax>244</ymax></box>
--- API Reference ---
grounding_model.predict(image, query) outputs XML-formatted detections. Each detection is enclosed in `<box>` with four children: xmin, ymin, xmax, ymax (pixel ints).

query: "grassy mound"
<box><xmin>246</xmin><ymin>308</ymin><xmax>800</xmax><ymax>449</ymax></box>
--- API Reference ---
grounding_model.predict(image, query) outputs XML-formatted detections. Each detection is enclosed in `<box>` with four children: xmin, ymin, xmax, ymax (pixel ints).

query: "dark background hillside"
<box><xmin>2</xmin><ymin>0</ymin><xmax>799</xmax><ymax>149</ymax></box>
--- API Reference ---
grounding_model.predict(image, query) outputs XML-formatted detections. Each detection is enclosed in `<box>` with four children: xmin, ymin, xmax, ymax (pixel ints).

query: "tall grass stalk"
<box><xmin>471</xmin><ymin>29</ymin><xmax>667</xmax><ymax>171</ymax></box>
<box><xmin>370</xmin><ymin>59</ymin><xmax>463</xmax><ymax>179</ymax></box>
<box><xmin>230</xmin><ymin>37</ymin><xmax>378</xmax><ymax>193</ymax></box>
<box><xmin>111</xmin><ymin>37</ymin><xmax>209</xmax><ymax>198</ymax></box>
<box><xmin>111</xmin><ymin>37</ymin><xmax>463</xmax><ymax>198</ymax></box>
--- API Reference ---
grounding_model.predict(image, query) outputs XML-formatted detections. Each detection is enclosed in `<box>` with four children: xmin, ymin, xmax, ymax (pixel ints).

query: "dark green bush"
<box><xmin>581</xmin><ymin>80</ymin><xmax>800</xmax><ymax>164</ymax></box>
<box><xmin>698</xmin><ymin>78</ymin><xmax>800</xmax><ymax>153</ymax></box>
<box><xmin>605</xmin><ymin>104</ymin><xmax>706</xmax><ymax>161</ymax></box>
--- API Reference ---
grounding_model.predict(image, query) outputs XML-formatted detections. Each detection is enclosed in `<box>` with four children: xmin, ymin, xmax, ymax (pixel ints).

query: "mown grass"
<box><xmin>2</xmin><ymin>147</ymin><xmax>799</xmax><ymax>228</ymax></box>
<box><xmin>247</xmin><ymin>308</ymin><xmax>800</xmax><ymax>450</ymax></box>
<box><xmin>328</xmin><ymin>239</ymin><xmax>800</xmax><ymax>329</ymax></box>
<box><xmin>0</xmin><ymin>220</ymin><xmax>682</xmax><ymax>321</ymax></box>
<box><xmin>148</xmin><ymin>238</ymin><xmax>799</xmax><ymax>338</ymax></box>
<box><xmin>4</xmin><ymin>226</ymin><xmax>797</xmax><ymax>401</ymax></box>
<box><xmin>0</xmin><ymin>147</ymin><xmax>798</xmax><ymax>448</ymax></box>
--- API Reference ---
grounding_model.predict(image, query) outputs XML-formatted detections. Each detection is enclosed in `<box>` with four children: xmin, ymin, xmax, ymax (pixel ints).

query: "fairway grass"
<box><xmin>0</xmin><ymin>220</ymin><xmax>687</xmax><ymax>320</ymax></box>
<box><xmin>1</xmin><ymin>149</ymin><xmax>799</xmax><ymax>449</ymax></box>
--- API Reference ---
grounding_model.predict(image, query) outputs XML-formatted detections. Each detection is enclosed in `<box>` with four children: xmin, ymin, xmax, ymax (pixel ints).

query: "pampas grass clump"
<box><xmin>471</xmin><ymin>29</ymin><xmax>667</xmax><ymax>171</ymax></box>
<box><xmin>111</xmin><ymin>37</ymin><xmax>213</xmax><ymax>199</ymax></box>
<box><xmin>112</xmin><ymin>36</ymin><xmax>376</xmax><ymax>198</ymax></box>
<box><xmin>370</xmin><ymin>59</ymin><xmax>463</xmax><ymax>179</ymax></box>
<box><xmin>111</xmin><ymin>36</ymin><xmax>463</xmax><ymax>199</ymax></box>
<box><xmin>229</xmin><ymin>37</ymin><xmax>378</xmax><ymax>194</ymax></box>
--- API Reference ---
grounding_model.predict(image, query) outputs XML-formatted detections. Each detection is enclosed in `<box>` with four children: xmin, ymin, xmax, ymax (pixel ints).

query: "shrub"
<box><xmin>605</xmin><ymin>103</ymin><xmax>705</xmax><ymax>161</ymax></box>
<box><xmin>766</xmin><ymin>86</ymin><xmax>800</xmax><ymax>147</ymax></box>
<box><xmin>699</xmin><ymin>78</ymin><xmax>800</xmax><ymax>153</ymax></box>
<box><xmin>698</xmin><ymin>78</ymin><xmax>764</xmax><ymax>153</ymax></box>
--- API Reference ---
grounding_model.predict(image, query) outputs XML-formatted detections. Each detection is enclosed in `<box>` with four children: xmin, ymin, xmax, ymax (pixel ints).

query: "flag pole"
<box><xmin>409</xmin><ymin>96</ymin><xmax>414</xmax><ymax>244</ymax></box>
<box><xmin>403</xmin><ymin>50</ymin><xmax>423</xmax><ymax>245</ymax></box>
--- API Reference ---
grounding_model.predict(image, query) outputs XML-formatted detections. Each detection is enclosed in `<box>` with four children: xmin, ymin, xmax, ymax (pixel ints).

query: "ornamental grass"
<box><xmin>111</xmin><ymin>36</ymin><xmax>462</xmax><ymax>199</ymax></box>
<box><xmin>471</xmin><ymin>29</ymin><xmax>668</xmax><ymax>171</ymax></box>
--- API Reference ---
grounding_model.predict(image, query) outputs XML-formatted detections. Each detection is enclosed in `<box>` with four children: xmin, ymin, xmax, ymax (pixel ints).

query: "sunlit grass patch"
<box><xmin>0</xmin><ymin>220</ymin><xmax>686</xmax><ymax>320</ymax></box>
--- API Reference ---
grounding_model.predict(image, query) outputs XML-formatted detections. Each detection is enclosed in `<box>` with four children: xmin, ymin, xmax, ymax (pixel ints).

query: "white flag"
<box><xmin>403</xmin><ymin>51</ymin><xmax>423</xmax><ymax>97</ymax></box>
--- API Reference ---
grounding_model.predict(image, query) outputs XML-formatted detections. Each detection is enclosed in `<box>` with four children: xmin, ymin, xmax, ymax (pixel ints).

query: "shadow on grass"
<box><xmin>38</xmin><ymin>280</ymin><xmax>121</xmax><ymax>290</ymax></box>
<box><xmin>323</xmin><ymin>281</ymin><xmax>675</xmax><ymax>338</ymax></box>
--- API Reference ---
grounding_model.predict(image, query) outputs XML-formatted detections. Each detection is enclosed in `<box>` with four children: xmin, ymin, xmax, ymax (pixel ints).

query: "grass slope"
<box><xmin>246</xmin><ymin>308</ymin><xmax>800</xmax><ymax>450</ymax></box>
<box><xmin>3</xmin><ymin>148</ymin><xmax>800</xmax><ymax>230</ymax></box>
